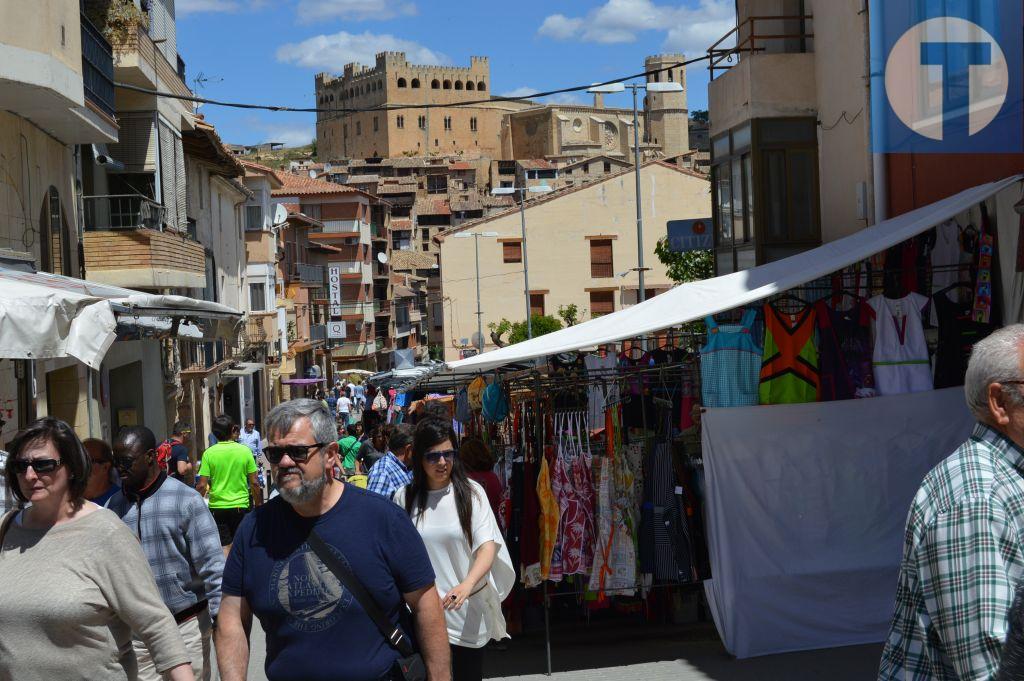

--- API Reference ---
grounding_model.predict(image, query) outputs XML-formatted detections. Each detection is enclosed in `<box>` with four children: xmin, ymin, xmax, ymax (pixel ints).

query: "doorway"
<box><xmin>108</xmin><ymin>362</ymin><xmax>144</xmax><ymax>434</ymax></box>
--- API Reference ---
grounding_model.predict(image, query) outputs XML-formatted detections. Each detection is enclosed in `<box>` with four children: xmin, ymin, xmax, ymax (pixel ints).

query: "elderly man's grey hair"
<box><xmin>264</xmin><ymin>398</ymin><xmax>338</xmax><ymax>445</ymax></box>
<box><xmin>965</xmin><ymin>325</ymin><xmax>1024</xmax><ymax>421</ymax></box>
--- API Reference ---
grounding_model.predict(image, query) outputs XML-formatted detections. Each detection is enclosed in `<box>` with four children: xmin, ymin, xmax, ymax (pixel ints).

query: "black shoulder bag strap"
<box><xmin>307</xmin><ymin>530</ymin><xmax>427</xmax><ymax>681</ymax></box>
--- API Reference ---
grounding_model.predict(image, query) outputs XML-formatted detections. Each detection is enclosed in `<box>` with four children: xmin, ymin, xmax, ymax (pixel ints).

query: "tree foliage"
<box><xmin>654</xmin><ymin>237</ymin><xmax>713</xmax><ymax>284</ymax></box>
<box><xmin>488</xmin><ymin>314</ymin><xmax>563</xmax><ymax>346</ymax></box>
<box><xmin>557</xmin><ymin>303</ymin><xmax>582</xmax><ymax>327</ymax></box>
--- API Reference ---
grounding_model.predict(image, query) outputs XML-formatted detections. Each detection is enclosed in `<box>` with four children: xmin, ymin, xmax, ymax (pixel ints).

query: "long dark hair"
<box><xmin>405</xmin><ymin>418</ymin><xmax>475</xmax><ymax>545</ymax></box>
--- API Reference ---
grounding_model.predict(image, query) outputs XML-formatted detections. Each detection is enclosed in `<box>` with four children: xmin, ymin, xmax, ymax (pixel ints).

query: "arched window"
<box><xmin>39</xmin><ymin>186</ymin><xmax>71</xmax><ymax>276</ymax></box>
<box><xmin>454</xmin><ymin>80</ymin><xmax>463</xmax><ymax>90</ymax></box>
<box><xmin>349</xmin><ymin>88</ymin><xmax>354</xmax><ymax>98</ymax></box>
<box><xmin>411</xmin><ymin>78</ymin><xmax>421</xmax><ymax>88</ymax></box>
<box><xmin>466</xmin><ymin>81</ymin><xmax>475</xmax><ymax>91</ymax></box>
<box><xmin>477</xmin><ymin>80</ymin><xmax>486</xmax><ymax>91</ymax></box>
<box><xmin>431</xmin><ymin>79</ymin><xmax>440</xmax><ymax>89</ymax></box>
<box><xmin>443</xmin><ymin>80</ymin><xmax>452</xmax><ymax>89</ymax></box>
<box><xmin>397</xmin><ymin>77</ymin><xmax>407</xmax><ymax>88</ymax></box>
<box><xmin>377</xmin><ymin>80</ymin><xmax>383</xmax><ymax>92</ymax></box>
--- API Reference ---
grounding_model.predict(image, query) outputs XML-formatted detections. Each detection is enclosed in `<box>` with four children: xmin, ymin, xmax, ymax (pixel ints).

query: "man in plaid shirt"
<box><xmin>366</xmin><ymin>423</ymin><xmax>414</xmax><ymax>499</ymax></box>
<box><xmin>879</xmin><ymin>325</ymin><xmax>1024</xmax><ymax>680</ymax></box>
<box><xmin>109</xmin><ymin>426</ymin><xmax>224</xmax><ymax>681</ymax></box>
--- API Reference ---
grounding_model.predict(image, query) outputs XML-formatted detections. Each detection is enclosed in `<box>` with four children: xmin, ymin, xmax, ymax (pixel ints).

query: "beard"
<box><xmin>277</xmin><ymin>466</ymin><xmax>329</xmax><ymax>505</ymax></box>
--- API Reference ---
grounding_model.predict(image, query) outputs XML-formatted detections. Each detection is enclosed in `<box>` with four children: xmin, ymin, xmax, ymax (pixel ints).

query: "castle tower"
<box><xmin>643</xmin><ymin>54</ymin><xmax>689</xmax><ymax>158</ymax></box>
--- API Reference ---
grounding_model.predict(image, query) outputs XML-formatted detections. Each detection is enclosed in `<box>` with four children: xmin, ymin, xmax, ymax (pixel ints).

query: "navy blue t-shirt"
<box><xmin>222</xmin><ymin>486</ymin><xmax>435</xmax><ymax>681</ymax></box>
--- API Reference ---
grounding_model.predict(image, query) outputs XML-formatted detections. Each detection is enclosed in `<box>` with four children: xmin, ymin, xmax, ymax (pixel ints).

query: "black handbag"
<box><xmin>307</xmin><ymin>531</ymin><xmax>427</xmax><ymax>681</ymax></box>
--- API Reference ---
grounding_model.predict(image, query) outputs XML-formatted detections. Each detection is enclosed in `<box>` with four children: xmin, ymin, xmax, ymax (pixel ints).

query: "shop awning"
<box><xmin>0</xmin><ymin>266</ymin><xmax>243</xmax><ymax>370</ymax></box>
<box><xmin>280</xmin><ymin>377</ymin><xmax>326</xmax><ymax>385</ymax></box>
<box><xmin>445</xmin><ymin>175</ymin><xmax>1023</xmax><ymax>376</ymax></box>
<box><xmin>222</xmin><ymin>362</ymin><xmax>264</xmax><ymax>377</ymax></box>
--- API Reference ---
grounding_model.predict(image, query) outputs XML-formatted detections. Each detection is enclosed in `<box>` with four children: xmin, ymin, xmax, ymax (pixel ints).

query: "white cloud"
<box><xmin>246</xmin><ymin>120</ymin><xmax>316</xmax><ymax>148</ymax></box>
<box><xmin>537</xmin><ymin>0</ymin><xmax>734</xmax><ymax>52</ymax></box>
<box><xmin>177</xmin><ymin>0</ymin><xmax>240</xmax><ymax>14</ymax></box>
<box><xmin>276</xmin><ymin>31</ymin><xmax>449</xmax><ymax>70</ymax></box>
<box><xmin>501</xmin><ymin>86</ymin><xmax>583</xmax><ymax>105</ymax></box>
<box><xmin>296</xmin><ymin>0</ymin><xmax>417</xmax><ymax>23</ymax></box>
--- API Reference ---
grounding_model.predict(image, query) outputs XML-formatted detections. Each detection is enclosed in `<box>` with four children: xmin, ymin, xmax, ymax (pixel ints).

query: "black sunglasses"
<box><xmin>424</xmin><ymin>449</ymin><xmax>457</xmax><ymax>464</ymax></box>
<box><xmin>265</xmin><ymin>442</ymin><xmax>332</xmax><ymax>465</ymax></box>
<box><xmin>13</xmin><ymin>458</ymin><xmax>63</xmax><ymax>474</ymax></box>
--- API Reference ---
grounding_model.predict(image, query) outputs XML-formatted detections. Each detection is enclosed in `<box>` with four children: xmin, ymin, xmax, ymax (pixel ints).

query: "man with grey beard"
<box><xmin>214</xmin><ymin>399</ymin><xmax>450</xmax><ymax>681</ymax></box>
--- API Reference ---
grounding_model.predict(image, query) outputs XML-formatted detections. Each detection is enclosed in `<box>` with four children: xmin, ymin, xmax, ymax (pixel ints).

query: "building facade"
<box><xmin>315</xmin><ymin>52</ymin><xmax>531</xmax><ymax>160</ymax></box>
<box><xmin>437</xmin><ymin>162</ymin><xmax>711</xmax><ymax>360</ymax></box>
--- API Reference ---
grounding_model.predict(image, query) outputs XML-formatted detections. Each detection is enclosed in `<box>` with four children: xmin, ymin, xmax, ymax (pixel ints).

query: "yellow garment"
<box><xmin>467</xmin><ymin>376</ymin><xmax>487</xmax><ymax>411</ymax></box>
<box><xmin>537</xmin><ymin>457</ymin><xmax>560</xmax><ymax>580</ymax></box>
<box><xmin>346</xmin><ymin>474</ymin><xmax>368</xmax><ymax>489</ymax></box>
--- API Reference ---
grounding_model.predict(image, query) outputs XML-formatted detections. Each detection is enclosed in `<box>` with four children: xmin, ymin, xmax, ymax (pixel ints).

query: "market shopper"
<box><xmin>163</xmin><ymin>422</ymin><xmax>194</xmax><ymax>485</ymax></box>
<box><xmin>337</xmin><ymin>423</ymin><xmax>363</xmax><ymax>477</ymax></box>
<box><xmin>880</xmin><ymin>325</ymin><xmax>1024</xmax><ymax>679</ymax></box>
<box><xmin>366</xmin><ymin>423</ymin><xmax>414</xmax><ymax>499</ymax></box>
<box><xmin>358</xmin><ymin>424</ymin><xmax>388</xmax><ymax>472</ymax></box>
<box><xmin>109</xmin><ymin>426</ymin><xmax>225</xmax><ymax>681</ymax></box>
<box><xmin>0</xmin><ymin>417</ymin><xmax>194</xmax><ymax>681</ymax></box>
<box><xmin>214</xmin><ymin>398</ymin><xmax>450</xmax><ymax>681</ymax></box>
<box><xmin>196</xmin><ymin>415</ymin><xmax>260</xmax><ymax>554</ymax></box>
<box><xmin>337</xmin><ymin>390</ymin><xmax>353</xmax><ymax>427</ymax></box>
<box><xmin>83</xmin><ymin>437</ymin><xmax>120</xmax><ymax>505</ymax></box>
<box><xmin>396</xmin><ymin>419</ymin><xmax>514</xmax><ymax>681</ymax></box>
<box><xmin>459</xmin><ymin>437</ymin><xmax>501</xmax><ymax>522</ymax></box>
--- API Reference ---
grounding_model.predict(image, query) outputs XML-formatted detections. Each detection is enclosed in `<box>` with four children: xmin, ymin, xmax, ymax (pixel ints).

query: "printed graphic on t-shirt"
<box><xmin>271</xmin><ymin>543</ymin><xmax>353</xmax><ymax>633</ymax></box>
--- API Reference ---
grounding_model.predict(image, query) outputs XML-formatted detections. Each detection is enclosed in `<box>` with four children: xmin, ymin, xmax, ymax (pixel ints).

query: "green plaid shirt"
<box><xmin>879</xmin><ymin>423</ymin><xmax>1024</xmax><ymax>681</ymax></box>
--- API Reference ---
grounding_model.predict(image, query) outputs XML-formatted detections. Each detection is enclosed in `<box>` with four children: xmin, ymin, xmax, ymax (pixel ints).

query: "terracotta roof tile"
<box><xmin>391</xmin><ymin>250</ymin><xmax>437</xmax><ymax>270</ymax></box>
<box><xmin>272</xmin><ymin>171</ymin><xmax>360</xmax><ymax>197</ymax></box>
<box><xmin>414</xmin><ymin>198</ymin><xmax>452</xmax><ymax>216</ymax></box>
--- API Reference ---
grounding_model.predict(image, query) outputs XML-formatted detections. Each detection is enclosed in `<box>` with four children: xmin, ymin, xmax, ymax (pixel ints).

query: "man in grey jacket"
<box><xmin>109</xmin><ymin>426</ymin><xmax>225</xmax><ymax>681</ymax></box>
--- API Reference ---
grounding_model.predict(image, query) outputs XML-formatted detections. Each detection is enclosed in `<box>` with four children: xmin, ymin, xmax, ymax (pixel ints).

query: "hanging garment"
<box><xmin>759</xmin><ymin>303</ymin><xmax>819</xmax><ymax>405</ymax></box>
<box><xmin>867</xmin><ymin>293</ymin><xmax>933</xmax><ymax>395</ymax></box>
<box><xmin>814</xmin><ymin>299</ymin><xmax>874</xmax><ymax>401</ymax></box>
<box><xmin>537</xmin><ymin>456</ymin><xmax>561</xmax><ymax>582</ymax></box>
<box><xmin>587</xmin><ymin>455</ymin><xmax>637</xmax><ymax>597</ymax></box>
<box><xmin>933</xmin><ymin>288</ymin><xmax>995</xmax><ymax>389</ymax></box>
<box><xmin>467</xmin><ymin>376</ymin><xmax>487</xmax><ymax>411</ymax></box>
<box><xmin>929</xmin><ymin>220</ymin><xmax>966</xmax><ymax>325</ymax></box>
<box><xmin>700</xmin><ymin>309</ymin><xmax>763</xmax><ymax>408</ymax></box>
<box><xmin>554</xmin><ymin>414</ymin><xmax>595</xmax><ymax>576</ymax></box>
<box><xmin>520</xmin><ymin>456</ymin><xmax>542</xmax><ymax>587</ymax></box>
<box><xmin>650</xmin><ymin>442</ymin><xmax>686</xmax><ymax>581</ymax></box>
<box><xmin>584</xmin><ymin>353</ymin><xmax>619</xmax><ymax>430</ymax></box>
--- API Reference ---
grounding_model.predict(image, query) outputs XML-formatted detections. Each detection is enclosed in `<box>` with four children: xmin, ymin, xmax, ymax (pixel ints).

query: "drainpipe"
<box><xmin>866</xmin><ymin>0</ymin><xmax>887</xmax><ymax>223</ymax></box>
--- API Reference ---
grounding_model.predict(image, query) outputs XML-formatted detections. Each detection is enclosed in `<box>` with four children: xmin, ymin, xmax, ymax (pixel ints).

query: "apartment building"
<box><xmin>437</xmin><ymin>161</ymin><xmax>711</xmax><ymax>360</ymax></box>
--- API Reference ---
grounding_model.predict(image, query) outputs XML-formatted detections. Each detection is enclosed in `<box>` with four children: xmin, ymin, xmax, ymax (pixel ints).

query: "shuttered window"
<box><xmin>590</xmin><ymin>239</ymin><xmax>613</xmax><ymax>278</ymax></box>
<box><xmin>110</xmin><ymin>113</ymin><xmax>157</xmax><ymax>172</ymax></box>
<box><xmin>502</xmin><ymin>241</ymin><xmax>522</xmax><ymax>263</ymax></box>
<box><xmin>530</xmin><ymin>293</ymin><xmax>545</xmax><ymax>317</ymax></box>
<box><xmin>158</xmin><ymin>122</ymin><xmax>178</xmax><ymax>231</ymax></box>
<box><xmin>590</xmin><ymin>291</ymin><xmax>615</xmax><ymax>316</ymax></box>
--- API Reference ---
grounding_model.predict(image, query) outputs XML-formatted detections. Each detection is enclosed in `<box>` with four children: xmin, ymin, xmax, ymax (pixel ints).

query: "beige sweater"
<box><xmin>0</xmin><ymin>508</ymin><xmax>190</xmax><ymax>681</ymax></box>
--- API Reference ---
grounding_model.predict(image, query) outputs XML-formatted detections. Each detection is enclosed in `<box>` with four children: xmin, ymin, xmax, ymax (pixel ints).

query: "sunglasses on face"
<box><xmin>265</xmin><ymin>442</ymin><xmax>331</xmax><ymax>465</ymax></box>
<box><xmin>13</xmin><ymin>458</ymin><xmax>63</xmax><ymax>474</ymax></box>
<box><xmin>424</xmin><ymin>449</ymin><xmax>457</xmax><ymax>465</ymax></box>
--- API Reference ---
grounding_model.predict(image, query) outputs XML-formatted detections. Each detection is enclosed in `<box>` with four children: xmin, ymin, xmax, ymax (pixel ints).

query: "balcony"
<box><xmin>81</xmin><ymin>13</ymin><xmax>116</xmax><ymax>120</ymax></box>
<box><xmin>373</xmin><ymin>260</ymin><xmax>390</xmax><ymax>279</ymax></box>
<box><xmin>337</xmin><ymin>301</ymin><xmax>377</xmax><ymax>322</ymax></box>
<box><xmin>289</xmin><ymin>263</ymin><xmax>325</xmax><ymax>286</ymax></box>
<box><xmin>245</xmin><ymin>314</ymin><xmax>277</xmax><ymax>346</ymax></box>
<box><xmin>309</xmin><ymin>324</ymin><xmax>327</xmax><ymax>344</ymax></box>
<box><xmin>376</xmin><ymin>299</ymin><xmax>392</xmax><ymax>316</ymax></box>
<box><xmin>181</xmin><ymin>340</ymin><xmax>233</xmax><ymax>376</ymax></box>
<box><xmin>707</xmin><ymin>15</ymin><xmax>816</xmax><ymax>136</ymax></box>
<box><xmin>110</xmin><ymin>17</ymin><xmax>192</xmax><ymax>106</ymax></box>
<box><xmin>82</xmin><ymin>193</ymin><xmax>205</xmax><ymax>288</ymax></box>
<box><xmin>331</xmin><ymin>341</ymin><xmax>378</xmax><ymax>358</ymax></box>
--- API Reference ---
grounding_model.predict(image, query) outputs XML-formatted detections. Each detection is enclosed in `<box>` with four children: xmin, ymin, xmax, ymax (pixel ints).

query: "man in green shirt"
<box><xmin>337</xmin><ymin>423</ymin><xmax>362</xmax><ymax>476</ymax></box>
<box><xmin>197</xmin><ymin>415</ymin><xmax>260</xmax><ymax>555</ymax></box>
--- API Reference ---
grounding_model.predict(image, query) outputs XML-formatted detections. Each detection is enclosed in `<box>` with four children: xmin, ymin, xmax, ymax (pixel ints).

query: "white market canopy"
<box><xmin>444</xmin><ymin>175</ymin><xmax>1022</xmax><ymax>376</ymax></box>
<box><xmin>0</xmin><ymin>266</ymin><xmax>243</xmax><ymax>370</ymax></box>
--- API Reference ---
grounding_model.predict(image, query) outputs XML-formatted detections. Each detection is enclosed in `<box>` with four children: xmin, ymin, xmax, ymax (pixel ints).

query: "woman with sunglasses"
<box><xmin>0</xmin><ymin>417</ymin><xmax>194</xmax><ymax>681</ymax></box>
<box><xmin>395</xmin><ymin>418</ymin><xmax>514</xmax><ymax>681</ymax></box>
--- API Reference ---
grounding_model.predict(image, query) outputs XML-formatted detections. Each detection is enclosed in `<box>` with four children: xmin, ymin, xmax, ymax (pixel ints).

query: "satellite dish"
<box><xmin>273</xmin><ymin>204</ymin><xmax>288</xmax><ymax>225</ymax></box>
<box><xmin>308</xmin><ymin>169</ymin><xmax>318</xmax><ymax>179</ymax></box>
<box><xmin>324</xmin><ymin>162</ymin><xmax>332</xmax><ymax>173</ymax></box>
<box><xmin>376</xmin><ymin>252</ymin><xmax>389</xmax><ymax>264</ymax></box>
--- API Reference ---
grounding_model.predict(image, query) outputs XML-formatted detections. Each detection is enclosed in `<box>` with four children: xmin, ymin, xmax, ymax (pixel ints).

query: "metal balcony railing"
<box><xmin>290</xmin><ymin>262</ymin><xmax>325</xmax><ymax>285</ymax></box>
<box><xmin>708</xmin><ymin>15</ymin><xmax>814</xmax><ymax>79</ymax></box>
<box><xmin>309</xmin><ymin>324</ymin><xmax>327</xmax><ymax>343</ymax></box>
<box><xmin>245</xmin><ymin>317</ymin><xmax>267</xmax><ymax>345</ymax></box>
<box><xmin>83</xmin><ymin>194</ymin><xmax>165</xmax><ymax>230</ymax></box>
<box><xmin>81</xmin><ymin>13</ymin><xmax>115</xmax><ymax>118</ymax></box>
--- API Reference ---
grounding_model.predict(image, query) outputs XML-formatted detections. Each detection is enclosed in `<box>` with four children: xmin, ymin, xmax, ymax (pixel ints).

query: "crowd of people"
<box><xmin>0</xmin><ymin>387</ymin><xmax>512</xmax><ymax>681</ymax></box>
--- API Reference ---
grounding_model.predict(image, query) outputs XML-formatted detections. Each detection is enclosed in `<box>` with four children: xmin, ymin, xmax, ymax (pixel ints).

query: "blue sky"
<box><xmin>175</xmin><ymin>0</ymin><xmax>735</xmax><ymax>147</ymax></box>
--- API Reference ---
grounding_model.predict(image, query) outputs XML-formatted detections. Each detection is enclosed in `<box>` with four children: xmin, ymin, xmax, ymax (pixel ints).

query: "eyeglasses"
<box><xmin>424</xmin><ymin>449</ymin><xmax>457</xmax><ymax>465</ymax></box>
<box><xmin>265</xmin><ymin>442</ymin><xmax>331</xmax><ymax>465</ymax></box>
<box><xmin>113</xmin><ymin>455</ymin><xmax>139</xmax><ymax>471</ymax></box>
<box><xmin>13</xmin><ymin>458</ymin><xmax>63</xmax><ymax>475</ymax></box>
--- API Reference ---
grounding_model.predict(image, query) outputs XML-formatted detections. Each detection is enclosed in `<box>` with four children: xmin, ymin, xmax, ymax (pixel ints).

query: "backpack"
<box><xmin>156</xmin><ymin>437</ymin><xmax>181</xmax><ymax>474</ymax></box>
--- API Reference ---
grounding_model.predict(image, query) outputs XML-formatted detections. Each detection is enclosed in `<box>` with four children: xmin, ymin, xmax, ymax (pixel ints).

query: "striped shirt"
<box><xmin>879</xmin><ymin>423</ymin><xmax>1024</xmax><ymax>680</ymax></box>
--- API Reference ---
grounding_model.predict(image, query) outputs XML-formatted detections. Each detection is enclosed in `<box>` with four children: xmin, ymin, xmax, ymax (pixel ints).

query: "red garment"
<box><xmin>468</xmin><ymin>470</ymin><xmax>502</xmax><ymax>523</ymax></box>
<box><xmin>519</xmin><ymin>458</ymin><xmax>541</xmax><ymax>573</ymax></box>
<box><xmin>554</xmin><ymin>453</ymin><xmax>595</xmax><ymax>575</ymax></box>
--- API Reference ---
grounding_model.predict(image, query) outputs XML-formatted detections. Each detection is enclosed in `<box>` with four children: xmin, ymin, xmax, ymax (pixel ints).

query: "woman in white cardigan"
<box><xmin>394</xmin><ymin>418</ymin><xmax>514</xmax><ymax>681</ymax></box>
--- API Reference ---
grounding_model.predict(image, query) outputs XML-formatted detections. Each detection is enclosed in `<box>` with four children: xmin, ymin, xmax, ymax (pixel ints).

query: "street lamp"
<box><xmin>490</xmin><ymin>184</ymin><xmax>552</xmax><ymax>339</ymax></box>
<box><xmin>452</xmin><ymin>231</ymin><xmax>499</xmax><ymax>353</ymax></box>
<box><xmin>588</xmin><ymin>80</ymin><xmax>684</xmax><ymax>304</ymax></box>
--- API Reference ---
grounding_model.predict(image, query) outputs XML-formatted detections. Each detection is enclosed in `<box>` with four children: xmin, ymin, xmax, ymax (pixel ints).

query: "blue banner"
<box><xmin>870</xmin><ymin>0</ymin><xmax>1022</xmax><ymax>153</ymax></box>
<box><xmin>667</xmin><ymin>218</ymin><xmax>713</xmax><ymax>252</ymax></box>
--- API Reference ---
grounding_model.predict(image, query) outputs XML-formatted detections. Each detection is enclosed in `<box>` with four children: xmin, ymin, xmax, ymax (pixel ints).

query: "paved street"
<box><xmin>216</xmin><ymin>618</ymin><xmax>882</xmax><ymax>680</ymax></box>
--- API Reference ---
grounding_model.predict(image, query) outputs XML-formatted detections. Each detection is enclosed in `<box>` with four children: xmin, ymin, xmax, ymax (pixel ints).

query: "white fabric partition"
<box><xmin>702</xmin><ymin>388</ymin><xmax>975</xmax><ymax>658</ymax></box>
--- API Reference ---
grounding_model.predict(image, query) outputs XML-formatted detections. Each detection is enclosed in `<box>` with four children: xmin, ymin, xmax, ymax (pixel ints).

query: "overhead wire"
<box><xmin>114</xmin><ymin>51</ymin><xmax>731</xmax><ymax>115</ymax></box>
